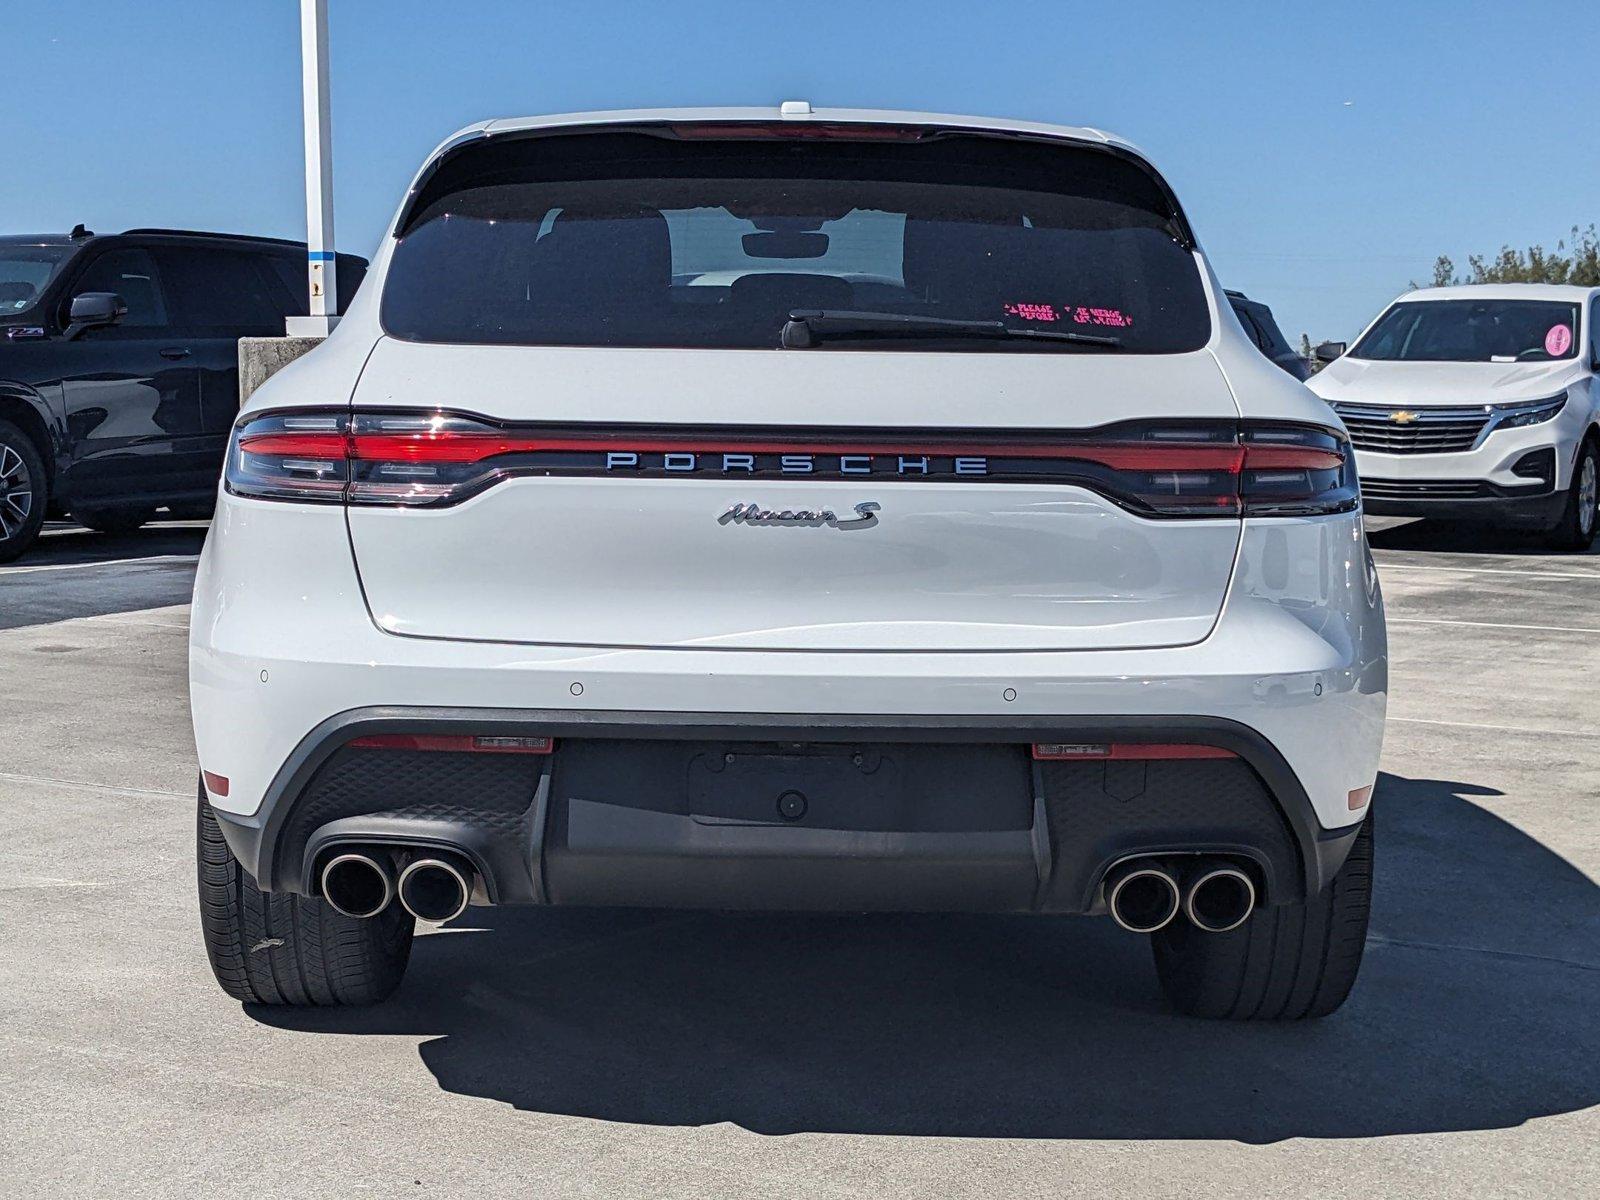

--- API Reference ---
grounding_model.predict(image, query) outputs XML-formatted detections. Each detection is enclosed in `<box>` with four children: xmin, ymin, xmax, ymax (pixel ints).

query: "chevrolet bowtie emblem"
<box><xmin>1390</xmin><ymin>410</ymin><xmax>1419</xmax><ymax>425</ymax></box>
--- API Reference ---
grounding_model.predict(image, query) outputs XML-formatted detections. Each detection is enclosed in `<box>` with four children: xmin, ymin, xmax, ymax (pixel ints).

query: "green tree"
<box><xmin>1423</xmin><ymin>224</ymin><xmax>1600</xmax><ymax>287</ymax></box>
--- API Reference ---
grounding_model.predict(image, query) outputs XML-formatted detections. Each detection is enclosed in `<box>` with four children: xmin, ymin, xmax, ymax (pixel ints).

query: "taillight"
<box><xmin>979</xmin><ymin>421</ymin><xmax>1355</xmax><ymax>517</ymax></box>
<box><xmin>347</xmin><ymin>411</ymin><xmax>539</xmax><ymax>506</ymax></box>
<box><xmin>1238</xmin><ymin>423</ymin><xmax>1359</xmax><ymax>517</ymax></box>
<box><xmin>227</xmin><ymin>409</ymin><xmax>532</xmax><ymax>507</ymax></box>
<box><xmin>226</xmin><ymin>409</ymin><xmax>1358</xmax><ymax>518</ymax></box>
<box><xmin>227</xmin><ymin>411</ymin><xmax>349</xmax><ymax>503</ymax></box>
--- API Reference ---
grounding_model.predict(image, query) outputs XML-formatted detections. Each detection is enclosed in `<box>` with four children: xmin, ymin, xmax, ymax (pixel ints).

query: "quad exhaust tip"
<box><xmin>1105</xmin><ymin>862</ymin><xmax>1182</xmax><ymax>933</ymax></box>
<box><xmin>397</xmin><ymin>857</ymin><xmax>471</xmax><ymax>924</ymax></box>
<box><xmin>1184</xmin><ymin>865</ymin><xmax>1257</xmax><ymax>933</ymax></box>
<box><xmin>320</xmin><ymin>852</ymin><xmax>393</xmax><ymax>920</ymax></box>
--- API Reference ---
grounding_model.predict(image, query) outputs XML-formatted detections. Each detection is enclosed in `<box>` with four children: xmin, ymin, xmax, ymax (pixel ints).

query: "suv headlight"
<box><xmin>1493</xmin><ymin>394</ymin><xmax>1567</xmax><ymax>430</ymax></box>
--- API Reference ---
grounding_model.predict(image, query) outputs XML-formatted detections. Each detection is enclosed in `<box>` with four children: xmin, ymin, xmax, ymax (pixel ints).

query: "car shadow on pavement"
<box><xmin>0</xmin><ymin>522</ymin><xmax>205</xmax><ymax>632</ymax></box>
<box><xmin>251</xmin><ymin>771</ymin><xmax>1600</xmax><ymax>1143</ymax></box>
<box><xmin>18</xmin><ymin>520</ymin><xmax>208</xmax><ymax>567</ymax></box>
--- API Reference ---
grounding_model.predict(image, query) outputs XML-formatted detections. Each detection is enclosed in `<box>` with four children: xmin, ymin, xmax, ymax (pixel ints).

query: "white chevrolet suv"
<box><xmin>1310</xmin><ymin>284</ymin><xmax>1600</xmax><ymax>550</ymax></box>
<box><xmin>191</xmin><ymin>106</ymin><xmax>1386</xmax><ymax>1020</ymax></box>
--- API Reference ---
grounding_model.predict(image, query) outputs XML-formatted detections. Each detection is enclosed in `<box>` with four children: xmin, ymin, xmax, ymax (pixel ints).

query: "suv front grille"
<box><xmin>1332</xmin><ymin>404</ymin><xmax>1491</xmax><ymax>454</ymax></box>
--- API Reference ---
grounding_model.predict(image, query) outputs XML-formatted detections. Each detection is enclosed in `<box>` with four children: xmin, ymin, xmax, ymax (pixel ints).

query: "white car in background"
<box><xmin>1310</xmin><ymin>284</ymin><xmax>1600</xmax><ymax>549</ymax></box>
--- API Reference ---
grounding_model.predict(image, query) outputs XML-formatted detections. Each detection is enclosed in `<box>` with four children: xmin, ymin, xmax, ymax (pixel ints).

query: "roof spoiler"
<box><xmin>391</xmin><ymin>122</ymin><xmax>1198</xmax><ymax>250</ymax></box>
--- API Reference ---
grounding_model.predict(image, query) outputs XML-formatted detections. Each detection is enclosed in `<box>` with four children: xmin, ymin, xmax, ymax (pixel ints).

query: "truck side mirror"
<box><xmin>64</xmin><ymin>292</ymin><xmax>127</xmax><ymax>340</ymax></box>
<box><xmin>1313</xmin><ymin>340</ymin><xmax>1347</xmax><ymax>365</ymax></box>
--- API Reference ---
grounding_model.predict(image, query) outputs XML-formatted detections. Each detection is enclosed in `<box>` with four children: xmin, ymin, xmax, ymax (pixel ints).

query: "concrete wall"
<box><xmin>238</xmin><ymin>337</ymin><xmax>324</xmax><ymax>406</ymax></box>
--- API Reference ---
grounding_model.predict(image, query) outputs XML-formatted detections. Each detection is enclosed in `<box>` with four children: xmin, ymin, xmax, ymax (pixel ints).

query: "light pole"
<box><xmin>288</xmin><ymin>0</ymin><xmax>338</xmax><ymax>337</ymax></box>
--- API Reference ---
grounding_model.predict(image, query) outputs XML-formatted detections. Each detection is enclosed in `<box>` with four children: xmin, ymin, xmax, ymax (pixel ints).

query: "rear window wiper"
<box><xmin>781</xmin><ymin>309</ymin><xmax>1123</xmax><ymax>349</ymax></box>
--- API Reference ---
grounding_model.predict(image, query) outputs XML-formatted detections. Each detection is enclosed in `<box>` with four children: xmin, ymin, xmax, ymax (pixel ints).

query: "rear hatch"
<box><xmin>344</xmin><ymin>119</ymin><xmax>1242</xmax><ymax>652</ymax></box>
<box><xmin>345</xmin><ymin>341</ymin><xmax>1243</xmax><ymax>651</ymax></box>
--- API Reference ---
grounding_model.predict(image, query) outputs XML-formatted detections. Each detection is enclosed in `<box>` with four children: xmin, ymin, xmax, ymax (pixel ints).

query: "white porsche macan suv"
<box><xmin>191</xmin><ymin>105</ymin><xmax>1387</xmax><ymax>1019</ymax></box>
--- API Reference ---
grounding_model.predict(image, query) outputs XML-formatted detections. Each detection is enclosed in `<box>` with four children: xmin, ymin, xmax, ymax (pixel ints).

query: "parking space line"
<box><xmin>1389</xmin><ymin>715</ymin><xmax>1600</xmax><ymax>738</ymax></box>
<box><xmin>84</xmin><ymin>613</ymin><xmax>191</xmax><ymax>630</ymax></box>
<box><xmin>1366</xmin><ymin>933</ymin><xmax>1600</xmax><ymax>973</ymax></box>
<box><xmin>0</xmin><ymin>771</ymin><xmax>188</xmax><ymax>801</ymax></box>
<box><xmin>1375</xmin><ymin>562</ymin><xmax>1600</xmax><ymax>582</ymax></box>
<box><xmin>0</xmin><ymin>554</ymin><xmax>200</xmax><ymax>576</ymax></box>
<box><xmin>1387</xmin><ymin>616</ymin><xmax>1600</xmax><ymax>635</ymax></box>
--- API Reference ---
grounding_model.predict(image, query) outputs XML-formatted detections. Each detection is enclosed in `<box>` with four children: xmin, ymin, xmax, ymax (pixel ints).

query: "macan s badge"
<box><xmin>718</xmin><ymin>500</ymin><xmax>881</xmax><ymax>529</ymax></box>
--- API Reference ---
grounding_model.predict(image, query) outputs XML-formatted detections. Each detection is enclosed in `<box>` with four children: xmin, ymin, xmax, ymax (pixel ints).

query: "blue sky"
<box><xmin>7</xmin><ymin>1</ymin><xmax>1592</xmax><ymax>343</ymax></box>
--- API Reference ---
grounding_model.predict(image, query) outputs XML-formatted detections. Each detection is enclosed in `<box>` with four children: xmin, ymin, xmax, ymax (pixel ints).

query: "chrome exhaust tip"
<box><xmin>320</xmin><ymin>852</ymin><xmax>393</xmax><ymax>919</ymax></box>
<box><xmin>1105</xmin><ymin>861</ymin><xmax>1182</xmax><ymax>933</ymax></box>
<box><xmin>1184</xmin><ymin>866</ymin><xmax>1257</xmax><ymax>933</ymax></box>
<box><xmin>396</xmin><ymin>857</ymin><xmax>471</xmax><ymax>924</ymax></box>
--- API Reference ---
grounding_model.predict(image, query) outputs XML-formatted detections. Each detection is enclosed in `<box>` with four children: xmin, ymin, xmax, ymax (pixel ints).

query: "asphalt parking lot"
<box><xmin>1</xmin><ymin>518</ymin><xmax>1596</xmax><ymax>1199</ymax></box>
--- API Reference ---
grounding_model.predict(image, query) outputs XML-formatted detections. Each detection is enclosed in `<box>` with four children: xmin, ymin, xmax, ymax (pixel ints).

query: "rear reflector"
<box><xmin>1348</xmin><ymin>783</ymin><xmax>1374</xmax><ymax>811</ymax></box>
<box><xmin>1032</xmin><ymin>742</ymin><xmax>1238</xmax><ymax>761</ymax></box>
<box><xmin>347</xmin><ymin>734</ymin><xmax>555</xmax><ymax>755</ymax></box>
<box><xmin>201</xmin><ymin>770</ymin><xmax>230</xmax><ymax>797</ymax></box>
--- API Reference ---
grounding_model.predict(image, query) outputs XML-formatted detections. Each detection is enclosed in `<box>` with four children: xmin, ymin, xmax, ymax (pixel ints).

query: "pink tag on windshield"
<box><xmin>1545</xmin><ymin>324</ymin><xmax>1573</xmax><ymax>356</ymax></box>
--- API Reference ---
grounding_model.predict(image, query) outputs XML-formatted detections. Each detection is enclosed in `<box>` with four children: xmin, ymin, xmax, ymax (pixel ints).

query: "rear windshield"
<box><xmin>381</xmin><ymin>129</ymin><xmax>1209</xmax><ymax>353</ymax></box>
<box><xmin>1352</xmin><ymin>298</ymin><xmax>1583</xmax><ymax>363</ymax></box>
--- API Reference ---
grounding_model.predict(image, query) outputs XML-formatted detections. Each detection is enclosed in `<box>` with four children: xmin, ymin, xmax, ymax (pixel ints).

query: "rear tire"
<box><xmin>197</xmin><ymin>783</ymin><xmax>413</xmax><ymax>1005</ymax></box>
<box><xmin>1151</xmin><ymin>817</ymin><xmax>1373</xmax><ymax>1019</ymax></box>
<box><xmin>73</xmin><ymin>505</ymin><xmax>156</xmax><ymax>535</ymax></box>
<box><xmin>1545</xmin><ymin>438</ymin><xmax>1598</xmax><ymax>552</ymax></box>
<box><xmin>0</xmin><ymin>420</ymin><xmax>48</xmax><ymax>563</ymax></box>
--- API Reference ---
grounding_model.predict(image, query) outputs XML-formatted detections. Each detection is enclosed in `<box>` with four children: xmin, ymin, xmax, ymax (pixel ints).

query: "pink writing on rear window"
<box><xmin>1004</xmin><ymin>302</ymin><xmax>1136</xmax><ymax>327</ymax></box>
<box><xmin>1004</xmin><ymin>302</ymin><xmax>1059</xmax><ymax>322</ymax></box>
<box><xmin>1073</xmin><ymin>306</ymin><xmax>1134</xmax><ymax>328</ymax></box>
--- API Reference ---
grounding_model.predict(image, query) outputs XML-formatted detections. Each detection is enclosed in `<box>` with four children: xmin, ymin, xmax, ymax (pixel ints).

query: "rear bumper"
<box><xmin>191</xmin><ymin>496</ymin><xmax>1385</xmax><ymax>918</ymax></box>
<box><xmin>212</xmin><ymin>707</ymin><xmax>1365</xmax><ymax>913</ymax></box>
<box><xmin>191</xmin><ymin>501</ymin><xmax>1388</xmax><ymax>834</ymax></box>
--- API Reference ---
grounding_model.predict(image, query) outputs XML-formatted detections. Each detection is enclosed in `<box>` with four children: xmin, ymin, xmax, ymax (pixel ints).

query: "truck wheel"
<box><xmin>0</xmin><ymin>420</ymin><xmax>48</xmax><ymax>563</ymax></box>
<box><xmin>73</xmin><ymin>505</ymin><xmax>156</xmax><ymax>535</ymax></box>
<box><xmin>1546</xmin><ymin>438</ymin><xmax>1598</xmax><ymax>552</ymax></box>
<box><xmin>1151</xmin><ymin>817</ymin><xmax>1373</xmax><ymax>1019</ymax></box>
<box><xmin>197</xmin><ymin>783</ymin><xmax>413</xmax><ymax>1005</ymax></box>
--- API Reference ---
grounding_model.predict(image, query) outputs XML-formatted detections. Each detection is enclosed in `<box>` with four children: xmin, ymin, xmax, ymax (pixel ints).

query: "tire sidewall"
<box><xmin>0</xmin><ymin>420</ymin><xmax>48</xmax><ymax>563</ymax></box>
<box><xmin>1575</xmin><ymin>439</ymin><xmax>1599</xmax><ymax>546</ymax></box>
<box><xmin>1552</xmin><ymin>438</ymin><xmax>1600</xmax><ymax>552</ymax></box>
<box><xmin>72</xmin><ymin>505</ymin><xmax>156</xmax><ymax>535</ymax></box>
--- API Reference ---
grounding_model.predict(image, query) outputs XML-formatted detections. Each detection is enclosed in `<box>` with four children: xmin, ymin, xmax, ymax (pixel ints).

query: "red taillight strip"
<box><xmin>239</xmin><ymin>429</ymin><xmax>1340</xmax><ymax>473</ymax></box>
<box><xmin>349</xmin><ymin>434</ymin><xmax>1255</xmax><ymax>470</ymax></box>
<box><xmin>1031</xmin><ymin>742</ymin><xmax>1238</xmax><ymax>761</ymax></box>
<box><xmin>1242</xmin><ymin>445</ymin><xmax>1345</xmax><ymax>471</ymax></box>
<box><xmin>236</xmin><ymin>431</ymin><xmax>349</xmax><ymax>457</ymax></box>
<box><xmin>347</xmin><ymin>734</ymin><xmax>555</xmax><ymax>755</ymax></box>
